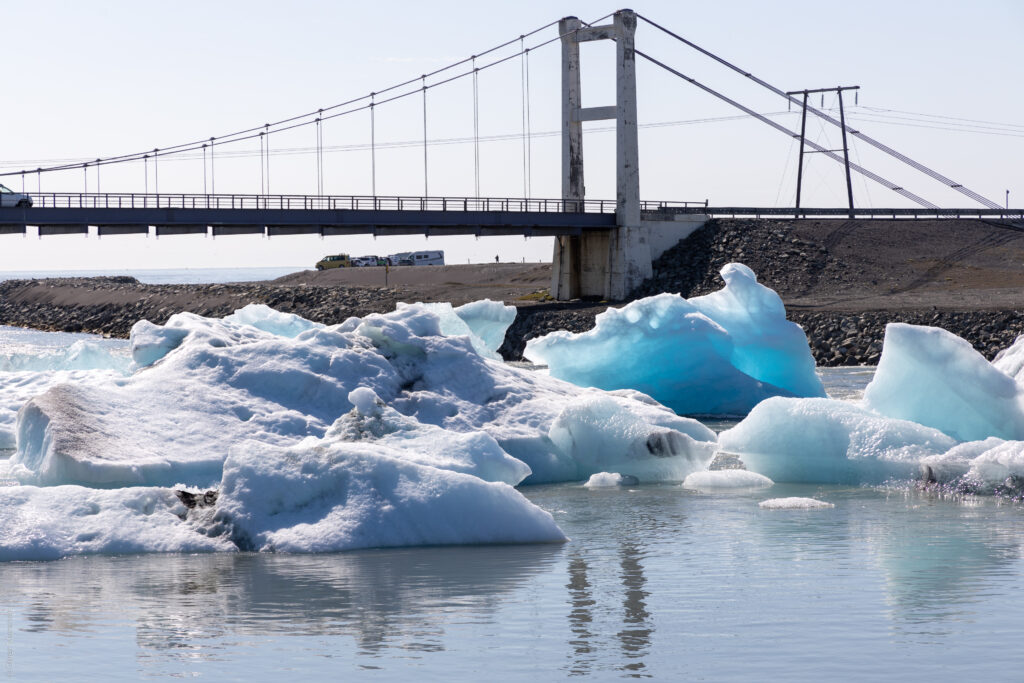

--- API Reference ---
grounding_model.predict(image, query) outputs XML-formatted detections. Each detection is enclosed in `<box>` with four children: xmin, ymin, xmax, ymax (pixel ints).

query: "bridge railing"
<box><xmin>21</xmin><ymin>192</ymin><xmax>709</xmax><ymax>214</ymax></box>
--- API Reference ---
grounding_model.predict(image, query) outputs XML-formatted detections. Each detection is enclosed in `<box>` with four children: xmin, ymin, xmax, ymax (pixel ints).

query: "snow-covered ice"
<box><xmin>583</xmin><ymin>472</ymin><xmax>639</xmax><ymax>488</ymax></box>
<box><xmin>682</xmin><ymin>469</ymin><xmax>773</xmax><ymax>490</ymax></box>
<box><xmin>759</xmin><ymin>497</ymin><xmax>834</xmax><ymax>509</ymax></box>
<box><xmin>208</xmin><ymin>436</ymin><xmax>566</xmax><ymax>553</ymax></box>
<box><xmin>524</xmin><ymin>263</ymin><xmax>824</xmax><ymax>415</ymax></box>
<box><xmin>0</xmin><ymin>484</ymin><xmax>235</xmax><ymax>561</ymax></box>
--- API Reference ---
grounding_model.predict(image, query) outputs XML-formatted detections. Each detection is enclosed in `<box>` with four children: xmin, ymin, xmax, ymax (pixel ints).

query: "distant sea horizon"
<box><xmin>0</xmin><ymin>266</ymin><xmax>307</xmax><ymax>285</ymax></box>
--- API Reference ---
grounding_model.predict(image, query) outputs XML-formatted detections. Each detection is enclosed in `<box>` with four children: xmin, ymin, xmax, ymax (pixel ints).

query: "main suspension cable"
<box><xmin>0</xmin><ymin>17</ymin><xmax>563</xmax><ymax>180</ymax></box>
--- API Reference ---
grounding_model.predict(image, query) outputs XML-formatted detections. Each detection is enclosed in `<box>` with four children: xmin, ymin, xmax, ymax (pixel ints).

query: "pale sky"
<box><xmin>1</xmin><ymin>0</ymin><xmax>1021</xmax><ymax>272</ymax></box>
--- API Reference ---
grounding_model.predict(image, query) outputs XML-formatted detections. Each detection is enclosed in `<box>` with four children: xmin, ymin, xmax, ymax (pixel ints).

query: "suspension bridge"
<box><xmin>0</xmin><ymin>10</ymin><xmax>1018</xmax><ymax>300</ymax></box>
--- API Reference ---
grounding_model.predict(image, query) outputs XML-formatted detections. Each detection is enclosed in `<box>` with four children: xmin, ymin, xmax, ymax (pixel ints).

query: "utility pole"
<box><xmin>786</xmin><ymin>85</ymin><xmax>859</xmax><ymax>217</ymax></box>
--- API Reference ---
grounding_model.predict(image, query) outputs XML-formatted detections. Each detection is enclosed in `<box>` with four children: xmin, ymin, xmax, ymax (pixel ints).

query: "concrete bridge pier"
<box><xmin>551</xmin><ymin>9</ymin><xmax>653</xmax><ymax>301</ymax></box>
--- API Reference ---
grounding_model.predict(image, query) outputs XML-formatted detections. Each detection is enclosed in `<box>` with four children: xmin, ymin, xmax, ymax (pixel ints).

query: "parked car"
<box><xmin>315</xmin><ymin>253</ymin><xmax>351</xmax><ymax>270</ymax></box>
<box><xmin>352</xmin><ymin>255</ymin><xmax>385</xmax><ymax>267</ymax></box>
<box><xmin>0</xmin><ymin>184</ymin><xmax>32</xmax><ymax>208</ymax></box>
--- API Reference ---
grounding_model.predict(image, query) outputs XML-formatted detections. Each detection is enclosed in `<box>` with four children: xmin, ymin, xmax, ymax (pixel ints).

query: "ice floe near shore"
<box><xmin>524</xmin><ymin>263</ymin><xmax>824</xmax><ymax>415</ymax></box>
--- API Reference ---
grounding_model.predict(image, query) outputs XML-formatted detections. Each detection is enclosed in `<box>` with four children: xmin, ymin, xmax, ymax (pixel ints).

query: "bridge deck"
<box><xmin>0</xmin><ymin>193</ymin><xmax>665</xmax><ymax>237</ymax></box>
<box><xmin>0</xmin><ymin>193</ymin><xmax>1019</xmax><ymax>238</ymax></box>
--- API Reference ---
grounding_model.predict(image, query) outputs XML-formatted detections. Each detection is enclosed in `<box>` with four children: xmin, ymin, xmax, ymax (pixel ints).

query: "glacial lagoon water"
<box><xmin>0</xmin><ymin>266</ymin><xmax>304</xmax><ymax>285</ymax></box>
<box><xmin>3</xmin><ymin>480</ymin><xmax>1024</xmax><ymax>680</ymax></box>
<box><xmin>1</xmin><ymin>332</ymin><xmax>1023</xmax><ymax>680</ymax></box>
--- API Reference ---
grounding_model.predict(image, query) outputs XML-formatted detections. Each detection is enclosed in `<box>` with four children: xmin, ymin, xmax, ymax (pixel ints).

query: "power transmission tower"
<box><xmin>786</xmin><ymin>85</ymin><xmax>859</xmax><ymax>217</ymax></box>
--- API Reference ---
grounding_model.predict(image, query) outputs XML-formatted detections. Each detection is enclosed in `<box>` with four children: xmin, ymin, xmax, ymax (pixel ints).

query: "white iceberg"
<box><xmin>5</xmin><ymin>300</ymin><xmax>720</xmax><ymax>557</ymax></box>
<box><xmin>583</xmin><ymin>472</ymin><xmax>639</xmax><ymax>488</ymax></box>
<box><xmin>406</xmin><ymin>299</ymin><xmax>515</xmax><ymax>361</ymax></box>
<box><xmin>205</xmin><ymin>437</ymin><xmax>567</xmax><ymax>553</ymax></box>
<box><xmin>523</xmin><ymin>263</ymin><xmax>824</xmax><ymax>415</ymax></box>
<box><xmin>992</xmin><ymin>334</ymin><xmax>1024</xmax><ymax>383</ymax></box>
<box><xmin>718</xmin><ymin>397</ymin><xmax>956</xmax><ymax>485</ymax></box>
<box><xmin>719</xmin><ymin>322</ymin><xmax>1024</xmax><ymax>488</ymax></box>
<box><xmin>682</xmin><ymin>469</ymin><xmax>773</xmax><ymax>490</ymax></box>
<box><xmin>222</xmin><ymin>303</ymin><xmax>325</xmax><ymax>338</ymax></box>
<box><xmin>548</xmin><ymin>392</ymin><xmax>717</xmax><ymax>483</ymax></box>
<box><xmin>864</xmin><ymin>323</ymin><xmax>1024</xmax><ymax>442</ymax></box>
<box><xmin>328</xmin><ymin>387</ymin><xmax>531</xmax><ymax>486</ymax></box>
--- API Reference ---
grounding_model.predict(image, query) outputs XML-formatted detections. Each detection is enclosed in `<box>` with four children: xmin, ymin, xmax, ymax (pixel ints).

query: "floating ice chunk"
<box><xmin>688</xmin><ymin>263</ymin><xmax>824</xmax><ymax>399</ymax></box>
<box><xmin>963</xmin><ymin>440</ymin><xmax>1024</xmax><ymax>486</ymax></box>
<box><xmin>327</xmin><ymin>388</ymin><xmax>531</xmax><ymax>485</ymax></box>
<box><xmin>406</xmin><ymin>299</ymin><xmax>515</xmax><ymax>360</ymax></box>
<box><xmin>16</xmin><ymin>314</ymin><xmax>397</xmax><ymax>487</ymax></box>
<box><xmin>223</xmin><ymin>303</ymin><xmax>325</xmax><ymax>338</ymax></box>
<box><xmin>992</xmin><ymin>334</ymin><xmax>1024</xmax><ymax>383</ymax></box>
<box><xmin>0</xmin><ymin>485</ymin><xmax>234</xmax><ymax>561</ymax></box>
<box><xmin>718</xmin><ymin>397</ymin><xmax>956</xmax><ymax>484</ymax></box>
<box><xmin>864</xmin><ymin>323</ymin><xmax>1024</xmax><ymax>442</ymax></box>
<box><xmin>129</xmin><ymin>319</ymin><xmax>190</xmax><ymax>367</ymax></box>
<box><xmin>210</xmin><ymin>440</ymin><xmax>567</xmax><ymax>553</ymax></box>
<box><xmin>583</xmin><ymin>472</ymin><xmax>639</xmax><ymax>488</ymax></box>
<box><xmin>524</xmin><ymin>264</ymin><xmax>823</xmax><ymax>415</ymax></box>
<box><xmin>14</xmin><ymin>302</ymin><xmax>708</xmax><ymax>490</ymax></box>
<box><xmin>548</xmin><ymin>392</ymin><xmax>717</xmax><ymax>483</ymax></box>
<box><xmin>759</xmin><ymin>497</ymin><xmax>834</xmax><ymax>509</ymax></box>
<box><xmin>918</xmin><ymin>437</ymin><xmax>1005</xmax><ymax>484</ymax></box>
<box><xmin>683</xmin><ymin>469</ymin><xmax>773</xmax><ymax>490</ymax></box>
<box><xmin>0</xmin><ymin>340</ymin><xmax>130</xmax><ymax>374</ymax></box>
<box><xmin>455</xmin><ymin>299</ymin><xmax>516</xmax><ymax>353</ymax></box>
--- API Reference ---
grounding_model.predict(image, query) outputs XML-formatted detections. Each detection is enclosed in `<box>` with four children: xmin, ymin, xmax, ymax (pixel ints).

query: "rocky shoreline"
<box><xmin>1</xmin><ymin>275</ymin><xmax>1020</xmax><ymax>367</ymax></box>
<box><xmin>2</xmin><ymin>217</ymin><xmax>1022</xmax><ymax>366</ymax></box>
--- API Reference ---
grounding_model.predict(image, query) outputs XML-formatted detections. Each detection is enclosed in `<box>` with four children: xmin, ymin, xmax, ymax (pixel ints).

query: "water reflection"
<box><xmin>746</xmin><ymin>484</ymin><xmax>1024</xmax><ymax>635</ymax></box>
<box><xmin>0</xmin><ymin>544</ymin><xmax>560</xmax><ymax>668</ymax></box>
<box><xmin>566</xmin><ymin>553</ymin><xmax>594</xmax><ymax>676</ymax></box>
<box><xmin>617</xmin><ymin>541</ymin><xmax>651</xmax><ymax>677</ymax></box>
<box><xmin>864</xmin><ymin>494</ymin><xmax>1023</xmax><ymax>633</ymax></box>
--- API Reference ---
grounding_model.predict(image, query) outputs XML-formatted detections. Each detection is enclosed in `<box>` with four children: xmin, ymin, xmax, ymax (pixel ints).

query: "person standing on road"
<box><xmin>495</xmin><ymin>255</ymin><xmax>499</xmax><ymax>263</ymax></box>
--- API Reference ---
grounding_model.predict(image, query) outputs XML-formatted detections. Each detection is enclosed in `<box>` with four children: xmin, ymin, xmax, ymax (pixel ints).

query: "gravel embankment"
<box><xmin>0</xmin><ymin>277</ymin><xmax>405</xmax><ymax>337</ymax></box>
<box><xmin>2</xmin><ymin>217</ymin><xmax>1022</xmax><ymax>366</ymax></box>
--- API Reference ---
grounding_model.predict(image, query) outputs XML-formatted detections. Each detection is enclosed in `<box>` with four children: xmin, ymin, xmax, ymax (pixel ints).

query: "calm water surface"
<box><xmin>2</xmin><ymin>484</ymin><xmax>1023</xmax><ymax>680</ymax></box>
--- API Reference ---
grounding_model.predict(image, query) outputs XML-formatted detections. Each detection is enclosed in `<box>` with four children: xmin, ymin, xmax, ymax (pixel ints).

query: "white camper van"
<box><xmin>408</xmin><ymin>250</ymin><xmax>444</xmax><ymax>266</ymax></box>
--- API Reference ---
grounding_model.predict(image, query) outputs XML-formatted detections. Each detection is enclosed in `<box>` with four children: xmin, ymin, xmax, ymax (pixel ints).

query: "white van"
<box><xmin>408</xmin><ymin>250</ymin><xmax>444</xmax><ymax>266</ymax></box>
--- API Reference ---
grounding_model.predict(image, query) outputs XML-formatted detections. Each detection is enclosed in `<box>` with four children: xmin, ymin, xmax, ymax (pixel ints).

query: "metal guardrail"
<box><xmin>20</xmin><ymin>192</ymin><xmax>709</xmax><ymax>214</ymax></box>
<box><xmin>660</xmin><ymin>206</ymin><xmax>1024</xmax><ymax>220</ymax></box>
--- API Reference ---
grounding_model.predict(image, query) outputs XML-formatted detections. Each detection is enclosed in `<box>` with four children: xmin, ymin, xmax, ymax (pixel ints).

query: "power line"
<box><xmin>635</xmin><ymin>13</ymin><xmax>1002</xmax><ymax>209</ymax></box>
<box><xmin>634</xmin><ymin>48</ymin><xmax>938</xmax><ymax>208</ymax></box>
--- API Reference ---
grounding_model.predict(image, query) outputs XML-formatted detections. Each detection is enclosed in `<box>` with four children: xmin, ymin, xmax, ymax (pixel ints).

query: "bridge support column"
<box><xmin>551</xmin><ymin>9</ymin><xmax>651</xmax><ymax>301</ymax></box>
